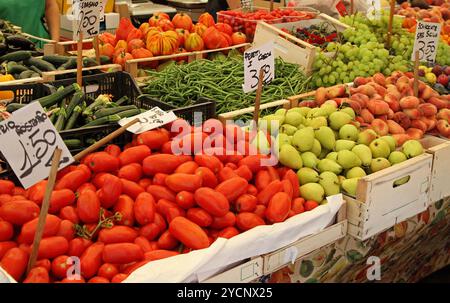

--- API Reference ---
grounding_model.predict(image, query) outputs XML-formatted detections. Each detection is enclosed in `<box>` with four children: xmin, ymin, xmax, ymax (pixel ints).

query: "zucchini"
<box><xmin>63</xmin><ymin>139</ymin><xmax>82</xmax><ymax>149</ymax></box>
<box><xmin>66</xmin><ymin>91</ymin><xmax>84</xmax><ymax>117</ymax></box>
<box><xmin>64</xmin><ymin>105</ymin><xmax>82</xmax><ymax>130</ymax></box>
<box><xmin>115</xmin><ymin>96</ymin><xmax>129</xmax><ymax>106</ymax></box>
<box><xmin>82</xmin><ymin>57</ymin><xmax>98</xmax><ymax>67</ymax></box>
<box><xmin>34</xmin><ymin>83</ymin><xmax>80</xmax><ymax>108</ymax></box>
<box><xmin>42</xmin><ymin>55</ymin><xmax>71</xmax><ymax>67</ymax></box>
<box><xmin>116</xmin><ymin>108</ymin><xmax>141</xmax><ymax>119</ymax></box>
<box><xmin>82</xmin><ymin>114</ymin><xmax>121</xmax><ymax>127</ymax></box>
<box><xmin>100</xmin><ymin>55</ymin><xmax>111</xmax><ymax>65</ymax></box>
<box><xmin>24</xmin><ymin>57</ymin><xmax>56</xmax><ymax>71</ymax></box>
<box><xmin>0</xmin><ymin>50</ymin><xmax>31</xmax><ymax>63</ymax></box>
<box><xmin>58</xmin><ymin>58</ymin><xmax>77</xmax><ymax>70</ymax></box>
<box><xmin>54</xmin><ymin>108</ymin><xmax>66</xmax><ymax>131</ymax></box>
<box><xmin>94</xmin><ymin>105</ymin><xmax>138</xmax><ymax>119</ymax></box>
<box><xmin>6</xmin><ymin>61</ymin><xmax>17</xmax><ymax>70</ymax></box>
<box><xmin>19</xmin><ymin>70</ymin><xmax>34</xmax><ymax>79</ymax></box>
<box><xmin>8</xmin><ymin>64</ymin><xmax>28</xmax><ymax>74</ymax></box>
<box><xmin>6</xmin><ymin>103</ymin><xmax>26</xmax><ymax>112</ymax></box>
<box><xmin>5</xmin><ymin>35</ymin><xmax>35</xmax><ymax>50</ymax></box>
<box><xmin>29</xmin><ymin>65</ymin><xmax>42</xmax><ymax>75</ymax></box>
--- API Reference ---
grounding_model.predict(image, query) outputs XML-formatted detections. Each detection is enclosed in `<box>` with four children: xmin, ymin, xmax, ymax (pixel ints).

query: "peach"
<box><xmin>387</xmin><ymin>109</ymin><xmax>395</xmax><ymax>120</ymax></box>
<box><xmin>342</xmin><ymin>99</ymin><xmax>361</xmax><ymax>114</ymax></box>
<box><xmin>420</xmin><ymin>85</ymin><xmax>438</xmax><ymax>100</ymax></box>
<box><xmin>436</xmin><ymin>109</ymin><xmax>450</xmax><ymax>122</ymax></box>
<box><xmin>360</xmin><ymin>108</ymin><xmax>375</xmax><ymax>123</ymax></box>
<box><xmin>419</xmin><ymin>116</ymin><xmax>437</xmax><ymax>131</ymax></box>
<box><xmin>392</xmin><ymin>134</ymin><xmax>411</xmax><ymax>146</ymax></box>
<box><xmin>376</xmin><ymin>115</ymin><xmax>388</xmax><ymax>121</ymax></box>
<box><xmin>298</xmin><ymin>100</ymin><xmax>317</xmax><ymax>108</ymax></box>
<box><xmin>326</xmin><ymin>85</ymin><xmax>346</xmax><ymax>99</ymax></box>
<box><xmin>399</xmin><ymin>96</ymin><xmax>420</xmax><ymax>110</ymax></box>
<box><xmin>356</xmin><ymin>84</ymin><xmax>376</xmax><ymax>97</ymax></box>
<box><xmin>436</xmin><ymin>119</ymin><xmax>450</xmax><ymax>137</ymax></box>
<box><xmin>355</xmin><ymin>116</ymin><xmax>365</xmax><ymax>124</ymax></box>
<box><xmin>371</xmin><ymin>119</ymin><xmax>389</xmax><ymax>136</ymax></box>
<box><xmin>369</xmin><ymin>83</ymin><xmax>387</xmax><ymax>97</ymax></box>
<box><xmin>351</xmin><ymin>93</ymin><xmax>369</xmax><ymax>108</ymax></box>
<box><xmin>418</xmin><ymin>103</ymin><xmax>438</xmax><ymax>117</ymax></box>
<box><xmin>396</xmin><ymin>76</ymin><xmax>412</xmax><ymax>93</ymax></box>
<box><xmin>393</xmin><ymin>111</ymin><xmax>412</xmax><ymax>129</ymax></box>
<box><xmin>324</xmin><ymin>99</ymin><xmax>339</xmax><ymax>108</ymax></box>
<box><xmin>403</xmin><ymin>108</ymin><xmax>421</xmax><ymax>120</ymax></box>
<box><xmin>349</xmin><ymin>87</ymin><xmax>358</xmax><ymax>95</ymax></box>
<box><xmin>387</xmin><ymin>120</ymin><xmax>406</xmax><ymax>134</ymax></box>
<box><xmin>410</xmin><ymin>119</ymin><xmax>428</xmax><ymax>133</ymax></box>
<box><xmin>372</xmin><ymin>73</ymin><xmax>386</xmax><ymax>86</ymax></box>
<box><xmin>367</xmin><ymin>100</ymin><xmax>390</xmax><ymax>115</ymax></box>
<box><xmin>406</xmin><ymin>128</ymin><xmax>424</xmax><ymax>140</ymax></box>
<box><xmin>427</xmin><ymin>96</ymin><xmax>449</xmax><ymax>110</ymax></box>
<box><xmin>386</xmin><ymin>84</ymin><xmax>401</xmax><ymax>99</ymax></box>
<box><xmin>353</xmin><ymin>76</ymin><xmax>370</xmax><ymax>87</ymax></box>
<box><xmin>315</xmin><ymin>87</ymin><xmax>327</xmax><ymax>105</ymax></box>
<box><xmin>384</xmin><ymin>94</ymin><xmax>401</xmax><ymax>112</ymax></box>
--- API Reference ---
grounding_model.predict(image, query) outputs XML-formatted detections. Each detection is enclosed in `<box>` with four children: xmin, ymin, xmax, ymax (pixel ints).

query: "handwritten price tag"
<box><xmin>243</xmin><ymin>41</ymin><xmax>275</xmax><ymax>93</ymax></box>
<box><xmin>118</xmin><ymin>107</ymin><xmax>177</xmax><ymax>134</ymax></box>
<box><xmin>241</xmin><ymin>0</ymin><xmax>252</xmax><ymax>10</ymax></box>
<box><xmin>411</xmin><ymin>21</ymin><xmax>441</xmax><ymax>64</ymax></box>
<box><xmin>366</xmin><ymin>0</ymin><xmax>381</xmax><ymax>20</ymax></box>
<box><xmin>72</xmin><ymin>0</ymin><xmax>104</xmax><ymax>40</ymax></box>
<box><xmin>0</xmin><ymin>102</ymin><xmax>74</xmax><ymax>189</ymax></box>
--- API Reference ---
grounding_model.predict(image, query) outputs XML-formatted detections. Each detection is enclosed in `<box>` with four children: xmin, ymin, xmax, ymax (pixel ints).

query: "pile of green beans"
<box><xmin>142</xmin><ymin>54</ymin><xmax>311</xmax><ymax>114</ymax></box>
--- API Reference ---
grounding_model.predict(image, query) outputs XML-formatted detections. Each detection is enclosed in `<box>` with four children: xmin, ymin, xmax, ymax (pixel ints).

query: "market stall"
<box><xmin>0</xmin><ymin>0</ymin><xmax>449</xmax><ymax>284</ymax></box>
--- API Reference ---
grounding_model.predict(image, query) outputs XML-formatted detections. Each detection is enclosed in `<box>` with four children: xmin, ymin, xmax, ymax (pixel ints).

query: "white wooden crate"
<box><xmin>202</xmin><ymin>257</ymin><xmax>264</xmax><ymax>283</ymax></box>
<box><xmin>420</xmin><ymin>136</ymin><xmax>450</xmax><ymax>203</ymax></box>
<box><xmin>345</xmin><ymin>153</ymin><xmax>433</xmax><ymax>240</ymax></box>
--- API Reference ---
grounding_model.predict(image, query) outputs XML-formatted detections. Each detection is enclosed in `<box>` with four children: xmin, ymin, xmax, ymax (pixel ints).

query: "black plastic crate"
<box><xmin>0</xmin><ymin>82</ymin><xmax>53</xmax><ymax>103</ymax></box>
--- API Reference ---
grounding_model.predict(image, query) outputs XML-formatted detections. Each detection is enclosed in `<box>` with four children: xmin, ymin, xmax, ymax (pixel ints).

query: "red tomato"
<box><xmin>175</xmin><ymin>191</ymin><xmax>196</xmax><ymax>209</ymax></box>
<box><xmin>194</xmin><ymin>155</ymin><xmax>223</xmax><ymax>174</ymax></box>
<box><xmin>144</xmin><ymin>250</ymin><xmax>179</xmax><ymax>261</ymax></box>
<box><xmin>38</xmin><ymin>236</ymin><xmax>69</xmax><ymax>259</ymax></box>
<box><xmin>210</xmin><ymin>212</ymin><xmax>236</xmax><ymax>229</ymax></box>
<box><xmin>186</xmin><ymin>208</ymin><xmax>213</xmax><ymax>227</ymax></box>
<box><xmin>0</xmin><ymin>180</ymin><xmax>14</xmax><ymax>195</ymax></box>
<box><xmin>51</xmin><ymin>255</ymin><xmax>70</xmax><ymax>279</ymax></box>
<box><xmin>304</xmin><ymin>200</ymin><xmax>319</xmax><ymax>211</ymax></box>
<box><xmin>134</xmin><ymin>236</ymin><xmax>155</xmax><ymax>253</ymax></box>
<box><xmin>121</xmin><ymin>179</ymin><xmax>145</xmax><ymax>200</ymax></box>
<box><xmin>283</xmin><ymin>170</ymin><xmax>300</xmax><ymax>198</ymax></box>
<box><xmin>68</xmin><ymin>238</ymin><xmax>92</xmax><ymax>257</ymax></box>
<box><xmin>0</xmin><ymin>194</ymin><xmax>12</xmax><ymax>206</ymax></box>
<box><xmin>257</xmin><ymin>180</ymin><xmax>283</xmax><ymax>206</ymax></box>
<box><xmin>55</xmin><ymin>169</ymin><xmax>90</xmax><ymax>192</ymax></box>
<box><xmin>0</xmin><ymin>200</ymin><xmax>40</xmax><ymax>225</ymax></box>
<box><xmin>139</xmin><ymin>223</ymin><xmax>161</xmax><ymax>241</ymax></box>
<box><xmin>0</xmin><ymin>221</ymin><xmax>13</xmax><ymax>241</ymax></box>
<box><xmin>111</xmin><ymin>273</ymin><xmax>128</xmax><ymax>283</ymax></box>
<box><xmin>56</xmin><ymin>220</ymin><xmax>75</xmax><ymax>241</ymax></box>
<box><xmin>77</xmin><ymin>183</ymin><xmax>96</xmax><ymax>196</ymax></box>
<box><xmin>266</xmin><ymin>192</ymin><xmax>291</xmax><ymax>223</ymax></box>
<box><xmin>166</xmin><ymin>207</ymin><xmax>186</xmax><ymax>223</ymax></box>
<box><xmin>157</xmin><ymin>230</ymin><xmax>179</xmax><ymax>250</ymax></box>
<box><xmin>104</xmin><ymin>144</ymin><xmax>122</xmax><ymax>157</ymax></box>
<box><xmin>168</xmin><ymin>217</ymin><xmax>209</xmax><ymax>250</ymax></box>
<box><xmin>136</xmin><ymin>130</ymin><xmax>170</xmax><ymax>150</ymax></box>
<box><xmin>153</xmin><ymin>173</ymin><xmax>168</xmax><ymax>186</ymax></box>
<box><xmin>246</xmin><ymin>185</ymin><xmax>258</xmax><ymax>196</ymax></box>
<box><xmin>118</xmin><ymin>163</ymin><xmax>143</xmax><ymax>182</ymax></box>
<box><xmin>138</xmin><ymin>178</ymin><xmax>152</xmax><ymax>189</ymax></box>
<box><xmin>236</xmin><ymin>212</ymin><xmax>265</xmax><ymax>231</ymax></box>
<box><xmin>195</xmin><ymin>167</ymin><xmax>218</xmax><ymax>188</ymax></box>
<box><xmin>18</xmin><ymin>214</ymin><xmax>61</xmax><ymax>244</ymax></box>
<box><xmin>134</xmin><ymin>192</ymin><xmax>156</xmax><ymax>226</ymax></box>
<box><xmin>218</xmin><ymin>226</ymin><xmax>240</xmax><ymax>239</ymax></box>
<box><xmin>88</xmin><ymin>152</ymin><xmax>120</xmax><ymax>173</ymax></box>
<box><xmin>175</xmin><ymin>161</ymin><xmax>199</xmax><ymax>174</ymax></box>
<box><xmin>234</xmin><ymin>165</ymin><xmax>252</xmax><ymax>181</ymax></box>
<box><xmin>165</xmin><ymin>173</ymin><xmax>203</xmax><ymax>193</ymax></box>
<box><xmin>154</xmin><ymin>213</ymin><xmax>167</xmax><ymax>232</ymax></box>
<box><xmin>98</xmin><ymin>263</ymin><xmax>119</xmax><ymax>280</ymax></box>
<box><xmin>23</xmin><ymin>266</ymin><xmax>50</xmax><ymax>283</ymax></box>
<box><xmin>48</xmin><ymin>189</ymin><xmax>76</xmax><ymax>214</ymax></box>
<box><xmin>254</xmin><ymin>205</ymin><xmax>266</xmax><ymax>219</ymax></box>
<box><xmin>99</xmin><ymin>174</ymin><xmax>123</xmax><ymax>208</ymax></box>
<box><xmin>80</xmin><ymin>242</ymin><xmax>105</xmax><ymax>279</ymax></box>
<box><xmin>98</xmin><ymin>226</ymin><xmax>138</xmax><ymax>244</ymax></box>
<box><xmin>59</xmin><ymin>206</ymin><xmax>79</xmax><ymax>224</ymax></box>
<box><xmin>194</xmin><ymin>187</ymin><xmax>229</xmax><ymax>217</ymax></box>
<box><xmin>236</xmin><ymin>194</ymin><xmax>257</xmax><ymax>213</ymax></box>
<box><xmin>77</xmin><ymin>190</ymin><xmax>101</xmax><ymax>224</ymax></box>
<box><xmin>291</xmin><ymin>197</ymin><xmax>305</xmax><ymax>214</ymax></box>
<box><xmin>88</xmin><ymin>276</ymin><xmax>110</xmax><ymax>283</ymax></box>
<box><xmin>34</xmin><ymin>259</ymin><xmax>51</xmax><ymax>272</ymax></box>
<box><xmin>0</xmin><ymin>247</ymin><xmax>28</xmax><ymax>281</ymax></box>
<box><xmin>103</xmin><ymin>243</ymin><xmax>144</xmax><ymax>264</ymax></box>
<box><xmin>114</xmin><ymin>195</ymin><xmax>135</xmax><ymax>226</ymax></box>
<box><xmin>0</xmin><ymin>242</ymin><xmax>16</xmax><ymax>259</ymax></box>
<box><xmin>119</xmin><ymin>145</ymin><xmax>151</xmax><ymax>166</ymax></box>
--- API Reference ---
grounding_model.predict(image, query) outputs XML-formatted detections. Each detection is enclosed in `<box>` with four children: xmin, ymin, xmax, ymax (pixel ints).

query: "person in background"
<box><xmin>0</xmin><ymin>0</ymin><xmax>60</xmax><ymax>45</ymax></box>
<box><xmin>206</xmin><ymin>0</ymin><xmax>241</xmax><ymax>20</ymax></box>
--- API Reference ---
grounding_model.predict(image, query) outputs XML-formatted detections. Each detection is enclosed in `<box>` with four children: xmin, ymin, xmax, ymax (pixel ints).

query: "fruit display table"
<box><xmin>259</xmin><ymin>197</ymin><xmax>450</xmax><ymax>283</ymax></box>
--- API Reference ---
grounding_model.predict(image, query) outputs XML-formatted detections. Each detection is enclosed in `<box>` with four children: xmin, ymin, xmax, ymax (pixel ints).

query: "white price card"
<box><xmin>241</xmin><ymin>0</ymin><xmax>252</xmax><ymax>10</ymax></box>
<box><xmin>243</xmin><ymin>41</ymin><xmax>275</xmax><ymax>93</ymax></box>
<box><xmin>72</xmin><ymin>0</ymin><xmax>104</xmax><ymax>40</ymax></box>
<box><xmin>0</xmin><ymin>102</ymin><xmax>74</xmax><ymax>189</ymax></box>
<box><xmin>366</xmin><ymin>0</ymin><xmax>381</xmax><ymax>20</ymax></box>
<box><xmin>118</xmin><ymin>107</ymin><xmax>177</xmax><ymax>134</ymax></box>
<box><xmin>411</xmin><ymin>21</ymin><xmax>441</xmax><ymax>64</ymax></box>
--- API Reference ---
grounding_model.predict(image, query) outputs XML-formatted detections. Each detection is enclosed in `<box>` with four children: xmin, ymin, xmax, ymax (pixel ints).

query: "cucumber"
<box><xmin>42</xmin><ymin>55</ymin><xmax>71</xmax><ymax>67</ymax></box>
<box><xmin>116</xmin><ymin>108</ymin><xmax>141</xmax><ymax>119</ymax></box>
<box><xmin>6</xmin><ymin>103</ymin><xmax>26</xmax><ymax>112</ymax></box>
<box><xmin>8</xmin><ymin>64</ymin><xmax>28</xmax><ymax>74</ymax></box>
<box><xmin>5</xmin><ymin>35</ymin><xmax>35</xmax><ymax>50</ymax></box>
<box><xmin>29</xmin><ymin>65</ymin><xmax>42</xmax><ymax>75</ymax></box>
<box><xmin>94</xmin><ymin>105</ymin><xmax>138</xmax><ymax>119</ymax></box>
<box><xmin>34</xmin><ymin>83</ymin><xmax>80</xmax><ymax>108</ymax></box>
<box><xmin>0</xmin><ymin>50</ymin><xmax>31</xmax><ymax>63</ymax></box>
<box><xmin>63</xmin><ymin>139</ymin><xmax>82</xmax><ymax>149</ymax></box>
<box><xmin>24</xmin><ymin>57</ymin><xmax>56</xmax><ymax>71</ymax></box>
<box><xmin>58</xmin><ymin>58</ymin><xmax>77</xmax><ymax>70</ymax></box>
<box><xmin>82</xmin><ymin>114</ymin><xmax>121</xmax><ymax>127</ymax></box>
<box><xmin>19</xmin><ymin>70</ymin><xmax>34</xmax><ymax>79</ymax></box>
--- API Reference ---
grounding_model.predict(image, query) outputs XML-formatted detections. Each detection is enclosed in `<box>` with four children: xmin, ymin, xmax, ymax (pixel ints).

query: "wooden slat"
<box><xmin>41</xmin><ymin>64</ymin><xmax>122</xmax><ymax>82</ymax></box>
<box><xmin>0</xmin><ymin>77</ymin><xmax>43</xmax><ymax>86</ymax></box>
<box><xmin>218</xmin><ymin>99</ymin><xmax>290</xmax><ymax>123</ymax></box>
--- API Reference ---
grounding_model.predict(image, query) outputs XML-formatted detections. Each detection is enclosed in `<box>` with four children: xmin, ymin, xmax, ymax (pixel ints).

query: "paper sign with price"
<box><xmin>366</xmin><ymin>0</ymin><xmax>381</xmax><ymax>20</ymax></box>
<box><xmin>118</xmin><ymin>107</ymin><xmax>177</xmax><ymax>134</ymax></box>
<box><xmin>243</xmin><ymin>41</ymin><xmax>275</xmax><ymax>93</ymax></box>
<box><xmin>0</xmin><ymin>102</ymin><xmax>74</xmax><ymax>189</ymax></box>
<box><xmin>411</xmin><ymin>21</ymin><xmax>441</xmax><ymax>64</ymax></box>
<box><xmin>72</xmin><ymin>0</ymin><xmax>104</xmax><ymax>40</ymax></box>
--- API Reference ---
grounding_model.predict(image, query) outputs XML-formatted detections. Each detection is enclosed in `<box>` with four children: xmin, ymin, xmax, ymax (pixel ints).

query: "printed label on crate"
<box><xmin>0</xmin><ymin>102</ymin><xmax>74</xmax><ymax>189</ymax></box>
<box><xmin>72</xmin><ymin>0</ymin><xmax>105</xmax><ymax>40</ymax></box>
<box><xmin>243</xmin><ymin>41</ymin><xmax>275</xmax><ymax>93</ymax></box>
<box><xmin>366</xmin><ymin>0</ymin><xmax>381</xmax><ymax>20</ymax></box>
<box><xmin>118</xmin><ymin>107</ymin><xmax>177</xmax><ymax>134</ymax></box>
<box><xmin>411</xmin><ymin>21</ymin><xmax>441</xmax><ymax>64</ymax></box>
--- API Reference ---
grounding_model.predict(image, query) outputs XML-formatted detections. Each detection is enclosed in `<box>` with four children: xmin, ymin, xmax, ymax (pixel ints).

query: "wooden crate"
<box><xmin>202</xmin><ymin>201</ymin><xmax>347</xmax><ymax>282</ymax></box>
<box><xmin>420</xmin><ymin>135</ymin><xmax>450</xmax><ymax>203</ymax></box>
<box><xmin>41</xmin><ymin>64</ymin><xmax>122</xmax><ymax>82</ymax></box>
<box><xmin>217</xmin><ymin>99</ymin><xmax>291</xmax><ymax>124</ymax></box>
<box><xmin>124</xmin><ymin>43</ymin><xmax>251</xmax><ymax>78</ymax></box>
<box><xmin>287</xmin><ymin>82</ymin><xmax>353</xmax><ymax>107</ymax></box>
<box><xmin>253</xmin><ymin>14</ymin><xmax>350</xmax><ymax>75</ymax></box>
<box><xmin>345</xmin><ymin>153</ymin><xmax>433</xmax><ymax>240</ymax></box>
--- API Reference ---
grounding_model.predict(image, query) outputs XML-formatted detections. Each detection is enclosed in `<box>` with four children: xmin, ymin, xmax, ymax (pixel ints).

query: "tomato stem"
<box><xmin>74</xmin><ymin>209</ymin><xmax>123</xmax><ymax>239</ymax></box>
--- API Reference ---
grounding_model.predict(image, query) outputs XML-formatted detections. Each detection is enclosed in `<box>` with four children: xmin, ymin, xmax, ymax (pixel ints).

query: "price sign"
<box><xmin>241</xmin><ymin>0</ymin><xmax>252</xmax><ymax>10</ymax></box>
<box><xmin>411</xmin><ymin>21</ymin><xmax>441</xmax><ymax>64</ymax></box>
<box><xmin>366</xmin><ymin>0</ymin><xmax>381</xmax><ymax>20</ymax></box>
<box><xmin>99</xmin><ymin>0</ymin><xmax>106</xmax><ymax>22</ymax></box>
<box><xmin>72</xmin><ymin>0</ymin><xmax>104</xmax><ymax>40</ymax></box>
<box><xmin>0</xmin><ymin>102</ymin><xmax>74</xmax><ymax>189</ymax></box>
<box><xmin>118</xmin><ymin>107</ymin><xmax>177</xmax><ymax>134</ymax></box>
<box><xmin>243</xmin><ymin>41</ymin><xmax>275</xmax><ymax>93</ymax></box>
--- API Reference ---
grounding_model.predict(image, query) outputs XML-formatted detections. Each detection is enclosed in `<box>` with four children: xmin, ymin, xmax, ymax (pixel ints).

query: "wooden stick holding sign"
<box><xmin>253</xmin><ymin>68</ymin><xmax>265</xmax><ymax>123</ymax></box>
<box><xmin>27</xmin><ymin>148</ymin><xmax>62</xmax><ymax>273</ymax></box>
<box><xmin>74</xmin><ymin>118</ymin><xmax>140</xmax><ymax>161</ymax></box>
<box><xmin>94</xmin><ymin>36</ymin><xmax>101</xmax><ymax>65</ymax></box>
<box><xmin>350</xmin><ymin>0</ymin><xmax>354</xmax><ymax>15</ymax></box>
<box><xmin>386</xmin><ymin>0</ymin><xmax>395</xmax><ymax>48</ymax></box>
<box><xmin>413</xmin><ymin>50</ymin><xmax>420</xmax><ymax>97</ymax></box>
<box><xmin>270</xmin><ymin>0</ymin><xmax>274</xmax><ymax>12</ymax></box>
<box><xmin>77</xmin><ymin>32</ymin><xmax>83</xmax><ymax>87</ymax></box>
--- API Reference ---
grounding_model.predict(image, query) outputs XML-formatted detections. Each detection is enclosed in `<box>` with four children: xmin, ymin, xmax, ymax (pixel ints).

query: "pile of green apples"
<box><xmin>260</xmin><ymin>103</ymin><xmax>425</xmax><ymax>202</ymax></box>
